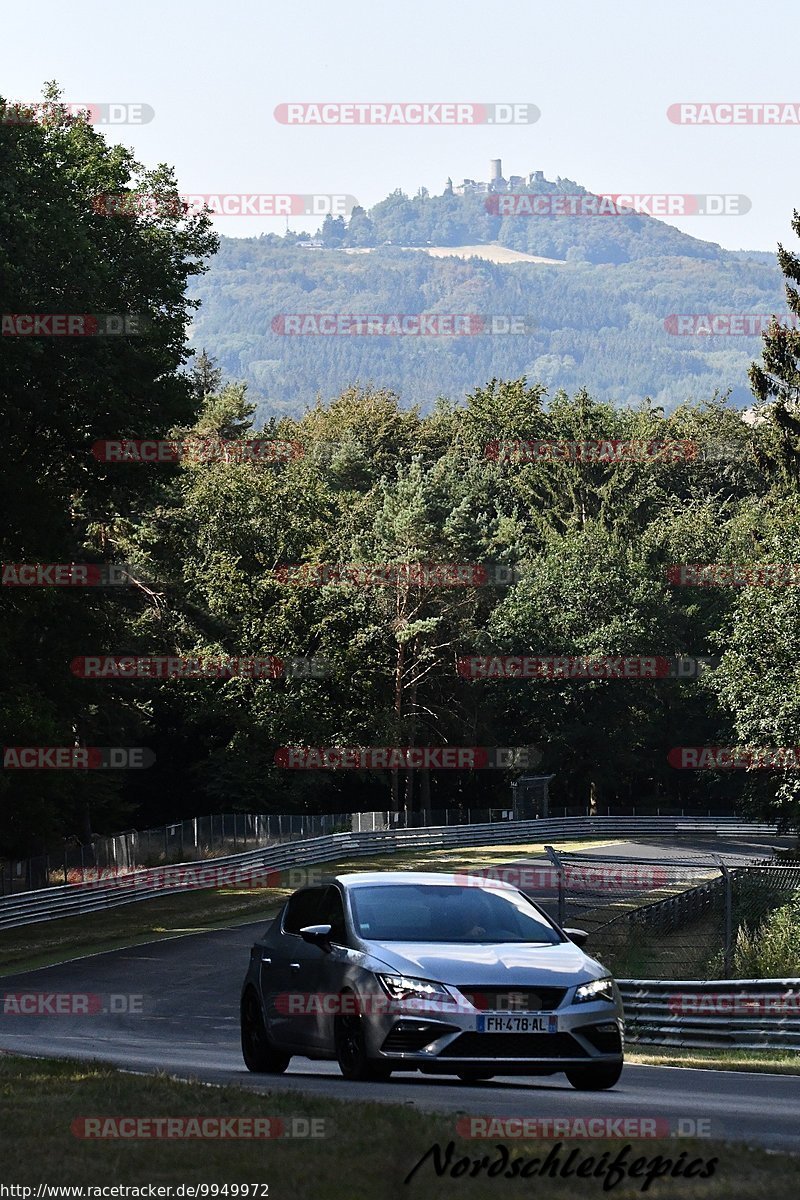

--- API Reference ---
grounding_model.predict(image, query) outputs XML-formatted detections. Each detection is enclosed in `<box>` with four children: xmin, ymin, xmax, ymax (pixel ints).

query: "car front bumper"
<box><xmin>363</xmin><ymin>994</ymin><xmax>624</xmax><ymax>1071</ymax></box>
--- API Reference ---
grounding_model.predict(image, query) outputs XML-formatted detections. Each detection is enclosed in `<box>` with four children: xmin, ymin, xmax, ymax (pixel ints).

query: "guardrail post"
<box><xmin>722</xmin><ymin>863</ymin><xmax>733</xmax><ymax>976</ymax></box>
<box><xmin>712</xmin><ymin>855</ymin><xmax>734</xmax><ymax>975</ymax></box>
<box><xmin>544</xmin><ymin>844</ymin><xmax>566</xmax><ymax>926</ymax></box>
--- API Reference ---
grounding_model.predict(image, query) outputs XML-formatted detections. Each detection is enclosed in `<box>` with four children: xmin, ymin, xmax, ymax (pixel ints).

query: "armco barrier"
<box><xmin>624</xmin><ymin>876</ymin><xmax>723</xmax><ymax>935</ymax></box>
<box><xmin>620</xmin><ymin>979</ymin><xmax>800</xmax><ymax>1050</ymax></box>
<box><xmin>0</xmin><ymin>815</ymin><xmax>781</xmax><ymax>931</ymax></box>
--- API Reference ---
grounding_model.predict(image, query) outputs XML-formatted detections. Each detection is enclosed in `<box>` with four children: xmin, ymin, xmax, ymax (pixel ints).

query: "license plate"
<box><xmin>475</xmin><ymin>1013</ymin><xmax>558</xmax><ymax>1033</ymax></box>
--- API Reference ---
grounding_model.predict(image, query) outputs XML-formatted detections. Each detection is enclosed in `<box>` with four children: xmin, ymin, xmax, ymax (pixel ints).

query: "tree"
<box><xmin>320</xmin><ymin>214</ymin><xmax>346</xmax><ymax>247</ymax></box>
<box><xmin>0</xmin><ymin>84</ymin><xmax>217</xmax><ymax>854</ymax></box>
<box><xmin>188</xmin><ymin>349</ymin><xmax>224</xmax><ymax>401</ymax></box>
<box><xmin>344</xmin><ymin>206</ymin><xmax>376</xmax><ymax>248</ymax></box>
<box><xmin>749</xmin><ymin>208</ymin><xmax>800</xmax><ymax>487</ymax></box>
<box><xmin>707</xmin><ymin>507</ymin><xmax>800</xmax><ymax>831</ymax></box>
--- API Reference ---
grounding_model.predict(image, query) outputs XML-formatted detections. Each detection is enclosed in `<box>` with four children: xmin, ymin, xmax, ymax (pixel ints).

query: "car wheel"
<box><xmin>241</xmin><ymin>989</ymin><xmax>291</xmax><ymax>1074</ymax></box>
<box><xmin>455</xmin><ymin>1070</ymin><xmax>495</xmax><ymax>1083</ymax></box>
<box><xmin>334</xmin><ymin>1007</ymin><xmax>392</xmax><ymax>1081</ymax></box>
<box><xmin>565</xmin><ymin>1060</ymin><xmax>623</xmax><ymax>1090</ymax></box>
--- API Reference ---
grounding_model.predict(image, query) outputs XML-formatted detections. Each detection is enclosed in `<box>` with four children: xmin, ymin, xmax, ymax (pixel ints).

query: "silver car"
<box><xmin>240</xmin><ymin>871</ymin><xmax>624</xmax><ymax>1088</ymax></box>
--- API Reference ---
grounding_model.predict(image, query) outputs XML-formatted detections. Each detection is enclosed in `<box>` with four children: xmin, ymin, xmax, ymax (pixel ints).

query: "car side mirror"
<box><xmin>300</xmin><ymin>923</ymin><xmax>333</xmax><ymax>951</ymax></box>
<box><xmin>563</xmin><ymin>927</ymin><xmax>589</xmax><ymax>947</ymax></box>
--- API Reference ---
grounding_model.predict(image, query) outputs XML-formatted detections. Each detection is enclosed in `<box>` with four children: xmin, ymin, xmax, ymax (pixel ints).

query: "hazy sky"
<box><xmin>3</xmin><ymin>0</ymin><xmax>799</xmax><ymax>251</ymax></box>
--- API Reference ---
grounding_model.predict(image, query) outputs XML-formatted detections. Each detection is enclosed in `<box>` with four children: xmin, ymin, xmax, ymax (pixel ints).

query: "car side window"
<box><xmin>283</xmin><ymin>887</ymin><xmax>327</xmax><ymax>935</ymax></box>
<box><xmin>318</xmin><ymin>886</ymin><xmax>348</xmax><ymax>945</ymax></box>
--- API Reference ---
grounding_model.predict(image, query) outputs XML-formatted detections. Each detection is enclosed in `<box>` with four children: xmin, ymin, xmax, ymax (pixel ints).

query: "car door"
<box><xmin>306</xmin><ymin>884</ymin><xmax>356</xmax><ymax>1050</ymax></box>
<box><xmin>262</xmin><ymin>886</ymin><xmax>327</xmax><ymax>1048</ymax></box>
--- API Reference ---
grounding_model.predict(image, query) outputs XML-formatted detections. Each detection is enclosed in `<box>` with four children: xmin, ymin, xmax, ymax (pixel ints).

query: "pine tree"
<box><xmin>749</xmin><ymin>209</ymin><xmax>800</xmax><ymax>485</ymax></box>
<box><xmin>189</xmin><ymin>349</ymin><xmax>224</xmax><ymax>401</ymax></box>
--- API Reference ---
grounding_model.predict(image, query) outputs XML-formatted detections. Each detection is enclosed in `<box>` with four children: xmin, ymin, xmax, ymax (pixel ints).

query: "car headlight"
<box><xmin>574</xmin><ymin>977</ymin><xmax>615</xmax><ymax>1004</ymax></box>
<box><xmin>376</xmin><ymin>974</ymin><xmax>453</xmax><ymax>1003</ymax></box>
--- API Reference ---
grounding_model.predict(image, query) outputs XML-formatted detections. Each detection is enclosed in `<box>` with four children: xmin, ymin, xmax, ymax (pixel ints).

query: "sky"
<box><xmin>2</xmin><ymin>0</ymin><xmax>799</xmax><ymax>251</ymax></box>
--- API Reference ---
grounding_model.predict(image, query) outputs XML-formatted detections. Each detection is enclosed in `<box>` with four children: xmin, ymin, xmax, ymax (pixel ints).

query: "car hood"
<box><xmin>363</xmin><ymin>939</ymin><xmax>602</xmax><ymax>985</ymax></box>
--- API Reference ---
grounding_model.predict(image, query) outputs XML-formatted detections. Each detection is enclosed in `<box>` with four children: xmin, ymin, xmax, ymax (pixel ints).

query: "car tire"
<box><xmin>565</xmin><ymin>1060</ymin><xmax>623</xmax><ymax>1090</ymax></box>
<box><xmin>334</xmin><ymin>1005</ymin><xmax>392</xmax><ymax>1082</ymax></box>
<box><xmin>241</xmin><ymin>989</ymin><xmax>291</xmax><ymax>1074</ymax></box>
<box><xmin>455</xmin><ymin>1070</ymin><xmax>495</xmax><ymax>1083</ymax></box>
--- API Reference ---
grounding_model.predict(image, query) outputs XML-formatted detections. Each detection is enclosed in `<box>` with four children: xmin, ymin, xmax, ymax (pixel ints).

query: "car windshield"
<box><xmin>349</xmin><ymin>883</ymin><xmax>562</xmax><ymax>944</ymax></box>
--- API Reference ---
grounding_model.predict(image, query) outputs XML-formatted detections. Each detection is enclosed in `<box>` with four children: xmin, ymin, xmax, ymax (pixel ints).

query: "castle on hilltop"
<box><xmin>446</xmin><ymin>159</ymin><xmax>547</xmax><ymax>196</ymax></box>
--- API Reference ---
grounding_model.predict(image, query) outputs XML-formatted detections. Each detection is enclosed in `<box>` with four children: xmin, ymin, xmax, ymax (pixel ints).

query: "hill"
<box><xmin>188</xmin><ymin>168</ymin><xmax>786</xmax><ymax>418</ymax></box>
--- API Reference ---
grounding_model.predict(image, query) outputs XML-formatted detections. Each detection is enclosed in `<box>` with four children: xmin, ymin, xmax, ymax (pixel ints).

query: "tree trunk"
<box><xmin>391</xmin><ymin>639</ymin><xmax>405</xmax><ymax>814</ymax></box>
<box><xmin>421</xmin><ymin>768</ymin><xmax>431</xmax><ymax>824</ymax></box>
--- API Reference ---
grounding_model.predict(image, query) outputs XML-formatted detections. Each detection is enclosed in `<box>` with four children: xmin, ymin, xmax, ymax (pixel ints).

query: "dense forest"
<box><xmin>4</xmin><ymin>94</ymin><xmax>800</xmax><ymax>858</ymax></box>
<box><xmin>191</xmin><ymin>234</ymin><xmax>786</xmax><ymax>416</ymax></box>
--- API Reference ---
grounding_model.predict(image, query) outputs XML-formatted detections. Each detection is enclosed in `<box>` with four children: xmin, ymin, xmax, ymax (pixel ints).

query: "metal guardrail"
<box><xmin>3</xmin><ymin>805</ymin><xmax>747</xmax><ymax>896</ymax></box>
<box><xmin>621</xmin><ymin>876</ymin><xmax>723</xmax><ymax>934</ymax></box>
<box><xmin>0</xmin><ymin>815</ymin><xmax>781</xmax><ymax>931</ymax></box>
<box><xmin>620</xmin><ymin>978</ymin><xmax>800</xmax><ymax>1050</ymax></box>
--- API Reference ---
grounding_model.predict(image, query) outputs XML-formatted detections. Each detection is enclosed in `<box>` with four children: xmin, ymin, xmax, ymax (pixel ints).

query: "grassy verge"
<box><xmin>0</xmin><ymin>838</ymin><xmax>621</xmax><ymax>976</ymax></box>
<box><xmin>0</xmin><ymin>1054</ymin><xmax>796</xmax><ymax>1197</ymax></box>
<box><xmin>627</xmin><ymin>1046</ymin><xmax>800</xmax><ymax>1075</ymax></box>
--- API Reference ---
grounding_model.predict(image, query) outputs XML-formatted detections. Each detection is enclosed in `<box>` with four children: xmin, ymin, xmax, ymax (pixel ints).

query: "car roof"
<box><xmin>332</xmin><ymin>871</ymin><xmax>513</xmax><ymax>889</ymax></box>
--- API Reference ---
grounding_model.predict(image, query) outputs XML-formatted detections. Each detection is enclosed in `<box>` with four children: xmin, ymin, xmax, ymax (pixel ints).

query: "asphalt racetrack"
<box><xmin>1</xmin><ymin>837</ymin><xmax>797</xmax><ymax>1152</ymax></box>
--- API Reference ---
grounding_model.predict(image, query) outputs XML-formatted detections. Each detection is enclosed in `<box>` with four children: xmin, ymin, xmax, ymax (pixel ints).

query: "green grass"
<box><xmin>0</xmin><ymin>1055</ymin><xmax>796</xmax><ymax>1197</ymax></box>
<box><xmin>0</xmin><ymin>838</ymin><xmax>622</xmax><ymax>976</ymax></box>
<box><xmin>594</xmin><ymin>910</ymin><xmax>725</xmax><ymax>980</ymax></box>
<box><xmin>627</xmin><ymin>1047</ymin><xmax>800</xmax><ymax>1074</ymax></box>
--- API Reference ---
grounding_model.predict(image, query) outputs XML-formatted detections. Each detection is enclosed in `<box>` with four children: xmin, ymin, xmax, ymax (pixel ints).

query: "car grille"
<box><xmin>457</xmin><ymin>987</ymin><xmax>567</xmax><ymax>1011</ymax></box>
<box><xmin>439</xmin><ymin>1032</ymin><xmax>587</xmax><ymax>1059</ymax></box>
<box><xmin>381</xmin><ymin>1022</ymin><xmax>460</xmax><ymax>1054</ymax></box>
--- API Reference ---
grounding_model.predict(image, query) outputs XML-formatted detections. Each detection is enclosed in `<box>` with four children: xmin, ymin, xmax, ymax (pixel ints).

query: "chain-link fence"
<box><xmin>0</xmin><ymin>802</ymin><xmax>740</xmax><ymax>898</ymax></box>
<box><xmin>538</xmin><ymin>849</ymin><xmax>800</xmax><ymax>980</ymax></box>
<box><xmin>0</xmin><ymin>805</ymin><xmax>526</xmax><ymax>895</ymax></box>
<box><xmin>0</xmin><ymin>812</ymin><xmax>353</xmax><ymax>895</ymax></box>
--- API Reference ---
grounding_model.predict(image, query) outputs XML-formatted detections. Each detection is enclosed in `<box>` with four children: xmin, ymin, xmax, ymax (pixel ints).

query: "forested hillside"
<box><xmin>191</xmin><ymin>223</ymin><xmax>785</xmax><ymax>416</ymax></box>
<box><xmin>4</xmin><ymin>99</ymin><xmax>800</xmax><ymax>858</ymax></box>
